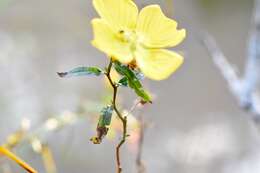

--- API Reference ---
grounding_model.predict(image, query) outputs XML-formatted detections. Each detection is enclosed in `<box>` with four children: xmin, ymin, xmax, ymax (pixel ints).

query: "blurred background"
<box><xmin>0</xmin><ymin>0</ymin><xmax>259</xmax><ymax>172</ymax></box>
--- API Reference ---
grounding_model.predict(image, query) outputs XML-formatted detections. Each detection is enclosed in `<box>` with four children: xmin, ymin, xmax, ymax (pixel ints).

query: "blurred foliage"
<box><xmin>0</xmin><ymin>0</ymin><xmax>12</xmax><ymax>11</ymax></box>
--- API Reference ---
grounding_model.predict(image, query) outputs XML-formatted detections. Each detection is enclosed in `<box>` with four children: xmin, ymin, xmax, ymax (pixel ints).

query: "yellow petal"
<box><xmin>93</xmin><ymin>0</ymin><xmax>138</xmax><ymax>31</ymax></box>
<box><xmin>135</xmin><ymin>48</ymin><xmax>184</xmax><ymax>80</ymax></box>
<box><xmin>91</xmin><ymin>18</ymin><xmax>133</xmax><ymax>63</ymax></box>
<box><xmin>137</xmin><ymin>5</ymin><xmax>186</xmax><ymax>48</ymax></box>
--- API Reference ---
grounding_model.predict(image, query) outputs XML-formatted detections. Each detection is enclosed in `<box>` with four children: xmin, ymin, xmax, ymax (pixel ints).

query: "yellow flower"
<box><xmin>91</xmin><ymin>0</ymin><xmax>186</xmax><ymax>80</ymax></box>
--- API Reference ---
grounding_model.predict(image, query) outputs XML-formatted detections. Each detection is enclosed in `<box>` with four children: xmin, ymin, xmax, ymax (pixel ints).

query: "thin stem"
<box><xmin>165</xmin><ymin>0</ymin><xmax>174</xmax><ymax>17</ymax></box>
<box><xmin>0</xmin><ymin>146</ymin><xmax>38</xmax><ymax>173</ymax></box>
<box><xmin>136</xmin><ymin>115</ymin><xmax>146</xmax><ymax>173</ymax></box>
<box><xmin>41</xmin><ymin>144</ymin><xmax>57</xmax><ymax>173</ymax></box>
<box><xmin>1</xmin><ymin>102</ymin><xmax>95</xmax><ymax>172</ymax></box>
<box><xmin>105</xmin><ymin>59</ymin><xmax>128</xmax><ymax>173</ymax></box>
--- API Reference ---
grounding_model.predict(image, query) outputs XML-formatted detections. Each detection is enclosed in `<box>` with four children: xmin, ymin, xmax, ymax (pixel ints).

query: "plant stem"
<box><xmin>165</xmin><ymin>0</ymin><xmax>174</xmax><ymax>17</ymax></box>
<box><xmin>105</xmin><ymin>59</ymin><xmax>128</xmax><ymax>173</ymax></box>
<box><xmin>0</xmin><ymin>146</ymin><xmax>38</xmax><ymax>173</ymax></box>
<box><xmin>136</xmin><ymin>114</ymin><xmax>146</xmax><ymax>173</ymax></box>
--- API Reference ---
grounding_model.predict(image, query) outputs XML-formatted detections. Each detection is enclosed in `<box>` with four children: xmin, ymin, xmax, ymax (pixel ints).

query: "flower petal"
<box><xmin>91</xmin><ymin>18</ymin><xmax>133</xmax><ymax>63</ymax></box>
<box><xmin>93</xmin><ymin>0</ymin><xmax>138</xmax><ymax>31</ymax></box>
<box><xmin>135</xmin><ymin>48</ymin><xmax>183</xmax><ymax>80</ymax></box>
<box><xmin>137</xmin><ymin>5</ymin><xmax>186</xmax><ymax>48</ymax></box>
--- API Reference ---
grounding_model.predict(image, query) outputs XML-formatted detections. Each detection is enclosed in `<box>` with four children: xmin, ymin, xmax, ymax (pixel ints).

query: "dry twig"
<box><xmin>202</xmin><ymin>0</ymin><xmax>260</xmax><ymax>119</ymax></box>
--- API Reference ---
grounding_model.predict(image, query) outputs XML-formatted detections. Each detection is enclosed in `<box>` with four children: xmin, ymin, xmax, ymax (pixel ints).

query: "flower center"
<box><xmin>118</xmin><ymin>30</ymin><xmax>143</xmax><ymax>53</ymax></box>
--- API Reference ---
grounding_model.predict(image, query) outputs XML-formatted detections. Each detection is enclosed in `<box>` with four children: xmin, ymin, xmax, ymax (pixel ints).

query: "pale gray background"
<box><xmin>0</xmin><ymin>0</ymin><xmax>259</xmax><ymax>172</ymax></box>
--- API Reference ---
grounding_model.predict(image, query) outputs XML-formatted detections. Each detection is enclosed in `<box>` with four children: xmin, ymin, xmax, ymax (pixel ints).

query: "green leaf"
<box><xmin>114</xmin><ymin>62</ymin><xmax>151</xmax><ymax>102</ymax></box>
<box><xmin>57</xmin><ymin>67</ymin><xmax>103</xmax><ymax>78</ymax></box>
<box><xmin>98</xmin><ymin>105</ymin><xmax>114</xmax><ymax>127</ymax></box>
<box><xmin>118</xmin><ymin>77</ymin><xmax>128</xmax><ymax>87</ymax></box>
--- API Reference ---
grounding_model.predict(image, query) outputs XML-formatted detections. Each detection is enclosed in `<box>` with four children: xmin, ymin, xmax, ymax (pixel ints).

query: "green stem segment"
<box><xmin>105</xmin><ymin>59</ymin><xmax>128</xmax><ymax>173</ymax></box>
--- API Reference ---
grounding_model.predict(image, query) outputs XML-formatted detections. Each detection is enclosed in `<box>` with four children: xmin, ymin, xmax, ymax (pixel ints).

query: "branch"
<box><xmin>242</xmin><ymin>0</ymin><xmax>260</xmax><ymax>115</ymax></box>
<box><xmin>0</xmin><ymin>146</ymin><xmax>38</xmax><ymax>173</ymax></box>
<box><xmin>136</xmin><ymin>114</ymin><xmax>146</xmax><ymax>173</ymax></box>
<box><xmin>105</xmin><ymin>59</ymin><xmax>128</xmax><ymax>173</ymax></box>
<box><xmin>202</xmin><ymin>0</ymin><xmax>260</xmax><ymax>119</ymax></box>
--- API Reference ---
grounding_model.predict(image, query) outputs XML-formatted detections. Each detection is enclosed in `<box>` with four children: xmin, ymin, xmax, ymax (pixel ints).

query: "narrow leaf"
<box><xmin>118</xmin><ymin>77</ymin><xmax>128</xmax><ymax>87</ymax></box>
<box><xmin>57</xmin><ymin>67</ymin><xmax>103</xmax><ymax>78</ymax></box>
<box><xmin>114</xmin><ymin>62</ymin><xmax>151</xmax><ymax>102</ymax></box>
<box><xmin>98</xmin><ymin>105</ymin><xmax>114</xmax><ymax>127</ymax></box>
